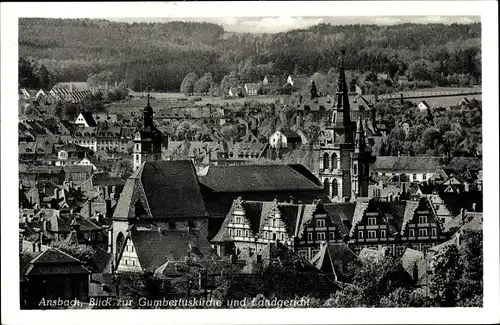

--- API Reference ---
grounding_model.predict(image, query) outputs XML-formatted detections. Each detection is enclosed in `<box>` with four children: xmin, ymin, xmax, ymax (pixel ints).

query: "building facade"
<box><xmin>318</xmin><ymin>50</ymin><xmax>373</xmax><ymax>202</ymax></box>
<box><xmin>133</xmin><ymin>92</ymin><xmax>163</xmax><ymax>171</ymax></box>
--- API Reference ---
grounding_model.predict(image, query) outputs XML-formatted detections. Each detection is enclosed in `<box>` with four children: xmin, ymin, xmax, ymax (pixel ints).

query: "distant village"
<box><xmin>18</xmin><ymin>51</ymin><xmax>483</xmax><ymax>309</ymax></box>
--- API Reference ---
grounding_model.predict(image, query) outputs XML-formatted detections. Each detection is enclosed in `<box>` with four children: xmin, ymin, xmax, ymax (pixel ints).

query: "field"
<box><xmin>108</xmin><ymin>93</ymin><xmax>279</xmax><ymax>116</ymax></box>
<box><xmin>406</xmin><ymin>94</ymin><xmax>482</xmax><ymax>108</ymax></box>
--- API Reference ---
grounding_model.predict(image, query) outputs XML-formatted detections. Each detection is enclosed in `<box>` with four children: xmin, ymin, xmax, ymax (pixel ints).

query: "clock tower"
<box><xmin>133</xmin><ymin>88</ymin><xmax>163</xmax><ymax>171</ymax></box>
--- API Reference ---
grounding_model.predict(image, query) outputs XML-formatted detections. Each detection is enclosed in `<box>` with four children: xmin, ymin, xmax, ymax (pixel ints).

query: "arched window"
<box><xmin>324</xmin><ymin>178</ymin><xmax>330</xmax><ymax>196</ymax></box>
<box><xmin>322</xmin><ymin>153</ymin><xmax>329</xmax><ymax>171</ymax></box>
<box><xmin>331</xmin><ymin>153</ymin><xmax>338</xmax><ymax>169</ymax></box>
<box><xmin>353</xmin><ymin>163</ymin><xmax>357</xmax><ymax>175</ymax></box>
<box><xmin>332</xmin><ymin>179</ymin><xmax>339</xmax><ymax>197</ymax></box>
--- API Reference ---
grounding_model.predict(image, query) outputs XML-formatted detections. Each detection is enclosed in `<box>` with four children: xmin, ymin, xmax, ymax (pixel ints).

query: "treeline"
<box><xmin>19</xmin><ymin>18</ymin><xmax>481</xmax><ymax>91</ymax></box>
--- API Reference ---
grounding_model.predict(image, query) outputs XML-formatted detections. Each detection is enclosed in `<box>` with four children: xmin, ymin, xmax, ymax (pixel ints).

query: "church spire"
<box><xmin>143</xmin><ymin>85</ymin><xmax>153</xmax><ymax>128</ymax></box>
<box><xmin>355</xmin><ymin>116</ymin><xmax>366</xmax><ymax>153</ymax></box>
<box><xmin>335</xmin><ymin>49</ymin><xmax>351</xmax><ymax>126</ymax></box>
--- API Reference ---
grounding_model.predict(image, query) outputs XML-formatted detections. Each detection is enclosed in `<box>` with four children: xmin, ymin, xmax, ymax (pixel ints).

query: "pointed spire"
<box><xmin>355</xmin><ymin>116</ymin><xmax>366</xmax><ymax>152</ymax></box>
<box><xmin>335</xmin><ymin>48</ymin><xmax>351</xmax><ymax>126</ymax></box>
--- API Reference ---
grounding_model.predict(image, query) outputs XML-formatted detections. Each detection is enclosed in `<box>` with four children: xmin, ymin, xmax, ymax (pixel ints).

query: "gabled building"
<box><xmin>317</xmin><ymin>50</ymin><xmax>374</xmax><ymax>202</ymax></box>
<box><xmin>371</xmin><ymin>156</ymin><xmax>442</xmax><ymax>183</ymax></box>
<box><xmin>269</xmin><ymin>129</ymin><xmax>303</xmax><ymax>150</ymax></box>
<box><xmin>115</xmin><ymin>227</ymin><xmax>219</xmax><ymax>273</ymax></box>
<box><xmin>112</xmin><ymin>160</ymin><xmax>209</xmax><ymax>268</ymax></box>
<box><xmin>75</xmin><ymin>112</ymin><xmax>98</xmax><ymax>128</ymax></box>
<box><xmin>417</xmin><ymin>101</ymin><xmax>431</xmax><ymax>111</ymax></box>
<box><xmin>244</xmin><ymin>83</ymin><xmax>262</xmax><ymax>96</ymax></box>
<box><xmin>310</xmin><ymin>242</ymin><xmax>359</xmax><ymax>283</ymax></box>
<box><xmin>21</xmin><ymin>247</ymin><xmax>90</xmax><ymax>308</ymax></box>
<box><xmin>212</xmin><ymin>196</ymin><xmax>447</xmax><ymax>261</ymax></box>
<box><xmin>133</xmin><ymin>92</ymin><xmax>163</xmax><ymax>171</ymax></box>
<box><xmin>286</xmin><ymin>74</ymin><xmax>308</xmax><ymax>89</ymax></box>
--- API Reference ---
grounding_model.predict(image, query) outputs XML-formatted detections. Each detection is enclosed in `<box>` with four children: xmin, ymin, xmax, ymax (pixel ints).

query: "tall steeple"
<box><xmin>143</xmin><ymin>86</ymin><xmax>154</xmax><ymax>128</ymax></box>
<box><xmin>335</xmin><ymin>49</ymin><xmax>351</xmax><ymax>127</ymax></box>
<box><xmin>133</xmin><ymin>85</ymin><xmax>163</xmax><ymax>171</ymax></box>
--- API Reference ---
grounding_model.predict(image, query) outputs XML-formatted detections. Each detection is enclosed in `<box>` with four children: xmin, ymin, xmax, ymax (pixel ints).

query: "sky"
<box><xmin>108</xmin><ymin>16</ymin><xmax>480</xmax><ymax>34</ymax></box>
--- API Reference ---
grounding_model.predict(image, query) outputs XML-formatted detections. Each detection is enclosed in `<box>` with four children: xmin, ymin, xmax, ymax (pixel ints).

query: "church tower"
<box><xmin>133</xmin><ymin>88</ymin><xmax>163</xmax><ymax>171</ymax></box>
<box><xmin>351</xmin><ymin>116</ymin><xmax>371</xmax><ymax>198</ymax></box>
<box><xmin>318</xmin><ymin>49</ymin><xmax>355</xmax><ymax>202</ymax></box>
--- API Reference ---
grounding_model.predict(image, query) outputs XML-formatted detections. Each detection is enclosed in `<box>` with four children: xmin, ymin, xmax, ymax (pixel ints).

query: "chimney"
<box><xmin>37</xmin><ymin>240</ymin><xmax>41</xmax><ymax>252</ymax></box>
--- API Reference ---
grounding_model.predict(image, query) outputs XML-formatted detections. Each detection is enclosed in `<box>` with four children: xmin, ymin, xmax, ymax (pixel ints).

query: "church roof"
<box><xmin>113</xmin><ymin>160</ymin><xmax>208</xmax><ymax>220</ymax></box>
<box><xmin>130</xmin><ymin>228</ymin><xmax>219</xmax><ymax>272</ymax></box>
<box><xmin>198</xmin><ymin>164</ymin><xmax>323</xmax><ymax>193</ymax></box>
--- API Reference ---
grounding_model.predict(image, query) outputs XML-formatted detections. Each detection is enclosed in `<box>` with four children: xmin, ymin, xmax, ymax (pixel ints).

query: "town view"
<box><xmin>17</xmin><ymin>16</ymin><xmax>483</xmax><ymax>309</ymax></box>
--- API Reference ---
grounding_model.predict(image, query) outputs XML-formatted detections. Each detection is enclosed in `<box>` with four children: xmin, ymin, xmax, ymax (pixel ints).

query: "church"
<box><xmin>317</xmin><ymin>50</ymin><xmax>375</xmax><ymax>202</ymax></box>
<box><xmin>132</xmin><ymin>89</ymin><xmax>163</xmax><ymax>171</ymax></box>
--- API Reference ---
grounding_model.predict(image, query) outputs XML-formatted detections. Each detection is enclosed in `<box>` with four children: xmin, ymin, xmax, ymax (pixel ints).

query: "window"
<box><xmin>434</xmin><ymin>204</ymin><xmax>440</xmax><ymax>210</ymax></box>
<box><xmin>132</xmin><ymin>260</ymin><xmax>135</xmax><ymax>266</ymax></box>
<box><xmin>423</xmin><ymin>174</ymin><xmax>427</xmax><ymax>180</ymax></box>
<box><xmin>235</xmin><ymin>216</ymin><xmax>242</xmax><ymax>224</ymax></box>
<box><xmin>168</xmin><ymin>221</ymin><xmax>176</xmax><ymax>230</ymax></box>
<box><xmin>418</xmin><ymin>215</ymin><xmax>428</xmax><ymax>224</ymax></box>
<box><xmin>317</xmin><ymin>219</ymin><xmax>325</xmax><ymax>227</ymax></box>
<box><xmin>245</xmin><ymin>230</ymin><xmax>249</xmax><ymax>237</ymax></box>
<box><xmin>409</xmin><ymin>229</ymin><xmax>415</xmax><ymax>237</ymax></box>
<box><xmin>367</xmin><ymin>217</ymin><xmax>376</xmax><ymax>226</ymax></box>
<box><xmin>281</xmin><ymin>233</ymin><xmax>285</xmax><ymax>240</ymax></box>
<box><xmin>272</xmin><ymin>233</ymin><xmax>277</xmax><ymax>240</ymax></box>
<box><xmin>419</xmin><ymin>229</ymin><xmax>428</xmax><ymax>237</ymax></box>
<box><xmin>317</xmin><ymin>232</ymin><xmax>325</xmax><ymax>241</ymax></box>
<box><xmin>353</xmin><ymin>163</ymin><xmax>357</xmax><ymax>175</ymax></box>
<box><xmin>431</xmin><ymin>228</ymin><xmax>437</xmax><ymax>236</ymax></box>
<box><xmin>396</xmin><ymin>246</ymin><xmax>406</xmax><ymax>256</ymax></box>
<box><xmin>188</xmin><ymin>220</ymin><xmax>196</xmax><ymax>228</ymax></box>
<box><xmin>229</xmin><ymin>229</ymin><xmax>233</xmax><ymax>236</ymax></box>
<box><xmin>358</xmin><ymin>231</ymin><xmax>364</xmax><ymax>239</ymax></box>
<box><xmin>329</xmin><ymin>232</ymin><xmax>335</xmax><ymax>240</ymax></box>
<box><xmin>236</xmin><ymin>229</ymin><xmax>242</xmax><ymax>237</ymax></box>
<box><xmin>381</xmin><ymin>230</ymin><xmax>386</xmax><ymax>238</ymax></box>
<box><xmin>413</xmin><ymin>174</ymin><xmax>417</xmax><ymax>181</ymax></box>
<box><xmin>368</xmin><ymin>230</ymin><xmax>376</xmax><ymax>238</ymax></box>
<box><xmin>308</xmin><ymin>233</ymin><xmax>313</xmax><ymax>241</ymax></box>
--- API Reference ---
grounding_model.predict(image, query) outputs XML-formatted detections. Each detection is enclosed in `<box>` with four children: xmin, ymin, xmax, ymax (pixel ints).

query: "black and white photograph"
<box><xmin>1</xmin><ymin>1</ymin><xmax>499</xmax><ymax>324</ymax></box>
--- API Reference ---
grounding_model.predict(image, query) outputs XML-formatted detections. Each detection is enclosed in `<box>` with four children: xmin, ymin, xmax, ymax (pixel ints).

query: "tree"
<box><xmin>194</xmin><ymin>73</ymin><xmax>213</xmax><ymax>94</ymax></box>
<box><xmin>19</xmin><ymin>57</ymin><xmax>38</xmax><ymax>89</ymax></box>
<box><xmin>429</xmin><ymin>244</ymin><xmax>461</xmax><ymax>307</ymax></box>
<box><xmin>53</xmin><ymin>242</ymin><xmax>96</xmax><ymax>269</ymax></box>
<box><xmin>180</xmin><ymin>72</ymin><xmax>199</xmax><ymax>95</ymax></box>
<box><xmin>117</xmin><ymin>159</ymin><xmax>134</xmax><ymax>179</ymax></box>
<box><xmin>457</xmin><ymin>229</ymin><xmax>483</xmax><ymax>306</ymax></box>
<box><xmin>349</xmin><ymin>256</ymin><xmax>413</xmax><ymax>306</ymax></box>
<box><xmin>35</xmin><ymin>65</ymin><xmax>52</xmax><ymax>90</ymax></box>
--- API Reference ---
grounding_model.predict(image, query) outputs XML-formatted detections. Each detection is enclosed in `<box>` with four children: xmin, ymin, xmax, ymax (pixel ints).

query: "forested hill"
<box><xmin>19</xmin><ymin>18</ymin><xmax>481</xmax><ymax>91</ymax></box>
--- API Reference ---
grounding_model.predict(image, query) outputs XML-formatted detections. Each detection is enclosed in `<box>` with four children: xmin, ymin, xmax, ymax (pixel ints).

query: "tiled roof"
<box><xmin>373</xmin><ymin>156</ymin><xmax>442</xmax><ymax>172</ymax></box>
<box><xmin>278</xmin><ymin>129</ymin><xmax>301</xmax><ymax>139</ymax></box>
<box><xmin>198</xmin><ymin>164</ymin><xmax>323</xmax><ymax>193</ymax></box>
<box><xmin>81</xmin><ymin>112</ymin><xmax>97</xmax><ymax>126</ymax></box>
<box><xmin>25</xmin><ymin>248</ymin><xmax>90</xmax><ymax>276</ymax></box>
<box><xmin>113</xmin><ymin>160</ymin><xmax>207</xmax><ymax>220</ymax></box>
<box><xmin>445</xmin><ymin>157</ymin><xmax>482</xmax><ymax>172</ymax></box>
<box><xmin>398</xmin><ymin>247</ymin><xmax>427</xmax><ymax>285</ymax></box>
<box><xmin>298</xmin><ymin>96</ymin><xmax>333</xmax><ymax>111</ymax></box>
<box><xmin>349</xmin><ymin>200</ymin><xmax>371</xmax><ymax>236</ymax></box>
<box><xmin>211</xmin><ymin>199</ymin><xmax>317</xmax><ymax>243</ymax></box>
<box><xmin>130</xmin><ymin>228</ymin><xmax>219</xmax><ymax>272</ymax></box>
<box><xmin>311</xmin><ymin>243</ymin><xmax>358</xmax><ymax>282</ymax></box>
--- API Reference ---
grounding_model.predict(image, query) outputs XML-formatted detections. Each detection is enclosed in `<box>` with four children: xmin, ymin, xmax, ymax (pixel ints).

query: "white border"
<box><xmin>1</xmin><ymin>2</ymin><xmax>498</xmax><ymax>324</ymax></box>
